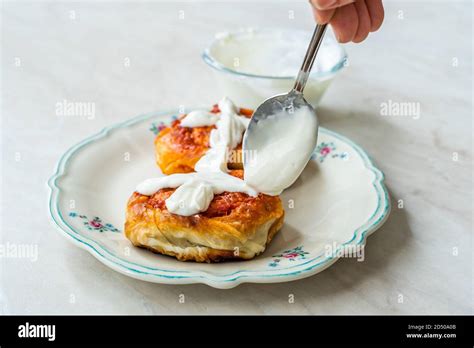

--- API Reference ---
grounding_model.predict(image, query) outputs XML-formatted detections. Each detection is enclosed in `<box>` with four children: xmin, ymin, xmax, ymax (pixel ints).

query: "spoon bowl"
<box><xmin>242</xmin><ymin>90</ymin><xmax>319</xmax><ymax>194</ymax></box>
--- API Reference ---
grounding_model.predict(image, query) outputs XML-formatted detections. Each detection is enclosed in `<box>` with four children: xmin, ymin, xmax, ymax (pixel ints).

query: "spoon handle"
<box><xmin>293</xmin><ymin>24</ymin><xmax>328</xmax><ymax>93</ymax></box>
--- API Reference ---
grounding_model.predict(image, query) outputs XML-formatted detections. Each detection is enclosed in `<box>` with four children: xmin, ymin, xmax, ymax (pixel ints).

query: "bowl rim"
<box><xmin>202</xmin><ymin>27</ymin><xmax>348</xmax><ymax>81</ymax></box>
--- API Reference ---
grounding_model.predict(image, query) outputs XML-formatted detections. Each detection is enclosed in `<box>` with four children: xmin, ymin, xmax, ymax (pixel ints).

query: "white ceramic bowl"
<box><xmin>202</xmin><ymin>28</ymin><xmax>347</xmax><ymax>109</ymax></box>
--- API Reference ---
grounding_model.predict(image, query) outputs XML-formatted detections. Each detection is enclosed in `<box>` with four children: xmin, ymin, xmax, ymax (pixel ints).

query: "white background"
<box><xmin>1</xmin><ymin>0</ymin><xmax>472</xmax><ymax>314</ymax></box>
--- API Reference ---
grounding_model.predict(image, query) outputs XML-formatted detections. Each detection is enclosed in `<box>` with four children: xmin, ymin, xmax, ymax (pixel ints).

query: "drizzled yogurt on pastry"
<box><xmin>179</xmin><ymin>110</ymin><xmax>219</xmax><ymax>127</ymax></box>
<box><xmin>137</xmin><ymin>97</ymin><xmax>256</xmax><ymax>216</ymax></box>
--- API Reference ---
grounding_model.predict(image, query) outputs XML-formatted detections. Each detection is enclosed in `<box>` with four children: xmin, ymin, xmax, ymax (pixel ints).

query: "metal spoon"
<box><xmin>242</xmin><ymin>24</ymin><xmax>327</xmax><ymax>189</ymax></box>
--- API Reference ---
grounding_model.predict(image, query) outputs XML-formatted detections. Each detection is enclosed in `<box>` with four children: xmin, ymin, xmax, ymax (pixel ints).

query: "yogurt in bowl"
<box><xmin>202</xmin><ymin>28</ymin><xmax>347</xmax><ymax>109</ymax></box>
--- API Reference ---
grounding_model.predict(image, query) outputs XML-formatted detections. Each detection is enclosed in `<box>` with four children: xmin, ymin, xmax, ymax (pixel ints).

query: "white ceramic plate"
<box><xmin>48</xmin><ymin>108</ymin><xmax>390</xmax><ymax>289</ymax></box>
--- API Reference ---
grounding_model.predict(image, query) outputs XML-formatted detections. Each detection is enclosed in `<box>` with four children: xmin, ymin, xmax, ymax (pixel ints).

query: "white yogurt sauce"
<box><xmin>137</xmin><ymin>172</ymin><xmax>258</xmax><ymax>216</ymax></box>
<box><xmin>180</xmin><ymin>110</ymin><xmax>219</xmax><ymax>127</ymax></box>
<box><xmin>243</xmin><ymin>105</ymin><xmax>318</xmax><ymax>196</ymax></box>
<box><xmin>210</xmin><ymin>29</ymin><xmax>343</xmax><ymax>78</ymax></box>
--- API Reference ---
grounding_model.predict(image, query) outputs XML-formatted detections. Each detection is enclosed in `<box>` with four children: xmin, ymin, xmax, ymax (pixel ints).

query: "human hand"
<box><xmin>309</xmin><ymin>0</ymin><xmax>384</xmax><ymax>43</ymax></box>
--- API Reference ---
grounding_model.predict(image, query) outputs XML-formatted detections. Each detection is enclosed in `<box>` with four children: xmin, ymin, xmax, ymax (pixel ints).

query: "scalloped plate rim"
<box><xmin>47</xmin><ymin>108</ymin><xmax>391</xmax><ymax>289</ymax></box>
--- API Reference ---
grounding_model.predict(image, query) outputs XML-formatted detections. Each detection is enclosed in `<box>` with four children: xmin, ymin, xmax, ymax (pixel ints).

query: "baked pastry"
<box><xmin>125</xmin><ymin>170</ymin><xmax>284</xmax><ymax>262</ymax></box>
<box><xmin>155</xmin><ymin>105</ymin><xmax>253</xmax><ymax>174</ymax></box>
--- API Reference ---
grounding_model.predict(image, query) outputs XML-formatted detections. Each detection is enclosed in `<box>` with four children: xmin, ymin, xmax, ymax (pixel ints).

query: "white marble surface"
<box><xmin>1</xmin><ymin>0</ymin><xmax>472</xmax><ymax>314</ymax></box>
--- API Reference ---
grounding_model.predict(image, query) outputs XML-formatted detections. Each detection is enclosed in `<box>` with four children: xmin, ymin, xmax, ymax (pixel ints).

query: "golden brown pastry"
<box><xmin>125</xmin><ymin>170</ymin><xmax>284</xmax><ymax>262</ymax></box>
<box><xmin>155</xmin><ymin>105</ymin><xmax>253</xmax><ymax>174</ymax></box>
